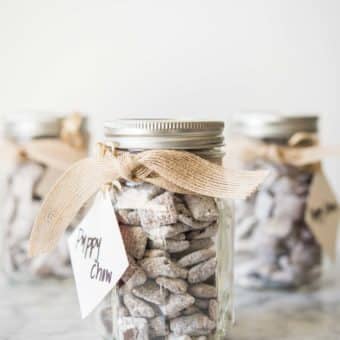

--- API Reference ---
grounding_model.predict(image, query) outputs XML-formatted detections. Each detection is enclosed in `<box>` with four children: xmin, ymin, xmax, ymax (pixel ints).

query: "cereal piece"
<box><xmin>174</xmin><ymin>194</ymin><xmax>184</xmax><ymax>203</ymax></box>
<box><xmin>184</xmin><ymin>195</ymin><xmax>218</xmax><ymax>222</ymax></box>
<box><xmin>272</xmin><ymin>176</ymin><xmax>295</xmax><ymax>195</ymax></box>
<box><xmin>8</xmin><ymin>215</ymin><xmax>38</xmax><ymax>243</ymax></box>
<box><xmin>139</xmin><ymin>192</ymin><xmax>178</xmax><ymax>229</ymax></box>
<box><xmin>273</xmin><ymin>194</ymin><xmax>305</xmax><ymax>222</ymax></box>
<box><xmin>167</xmin><ymin>334</ymin><xmax>192</xmax><ymax>340</ymax></box>
<box><xmin>12</xmin><ymin>162</ymin><xmax>44</xmax><ymax>199</ymax></box>
<box><xmin>117</xmin><ymin>209</ymin><xmax>141</xmax><ymax>225</ymax></box>
<box><xmin>118</xmin><ymin>317</ymin><xmax>149</xmax><ymax>340</ymax></box>
<box><xmin>290</xmin><ymin>241</ymin><xmax>321</xmax><ymax>269</ymax></box>
<box><xmin>168</xmin><ymin>310</ymin><xmax>182</xmax><ymax>319</ymax></box>
<box><xmin>2</xmin><ymin>192</ymin><xmax>16</xmax><ymax>224</ymax></box>
<box><xmin>149</xmin><ymin>316</ymin><xmax>170</xmax><ymax>337</ymax></box>
<box><xmin>186</xmin><ymin>224</ymin><xmax>218</xmax><ymax>240</ymax></box>
<box><xmin>267</xmin><ymin>269</ymin><xmax>297</xmax><ymax>288</ymax></box>
<box><xmin>176</xmin><ymin>203</ymin><xmax>211</xmax><ymax>230</ymax></box>
<box><xmin>235</xmin><ymin>215</ymin><xmax>257</xmax><ymax>241</ymax></box>
<box><xmin>156</xmin><ymin>277</ymin><xmax>188</xmax><ymax>294</ymax></box>
<box><xmin>149</xmin><ymin>239</ymin><xmax>190</xmax><ymax>253</ymax></box>
<box><xmin>160</xmin><ymin>293</ymin><xmax>195</xmax><ymax>317</ymax></box>
<box><xmin>179</xmin><ymin>239</ymin><xmax>214</xmax><ymax>257</ymax></box>
<box><xmin>188</xmin><ymin>284</ymin><xmax>217</xmax><ymax>299</ymax></box>
<box><xmin>115</xmin><ymin>183</ymin><xmax>163</xmax><ymax>209</ymax></box>
<box><xmin>170</xmin><ymin>313</ymin><xmax>216</xmax><ymax>336</ymax></box>
<box><xmin>120</xmin><ymin>266</ymin><xmax>147</xmax><ymax>294</ymax></box>
<box><xmin>254</xmin><ymin>190</ymin><xmax>274</xmax><ymax>221</ymax></box>
<box><xmin>182</xmin><ymin>305</ymin><xmax>201</xmax><ymax>316</ymax></box>
<box><xmin>118</xmin><ymin>305</ymin><xmax>130</xmax><ymax>317</ymax></box>
<box><xmin>208</xmin><ymin>299</ymin><xmax>217</xmax><ymax>321</ymax></box>
<box><xmin>194</xmin><ymin>299</ymin><xmax>209</xmax><ymax>310</ymax></box>
<box><xmin>176</xmin><ymin>238</ymin><xmax>214</xmax><ymax>259</ymax></box>
<box><xmin>30</xmin><ymin>252</ymin><xmax>72</xmax><ymax>279</ymax></box>
<box><xmin>123</xmin><ymin>293</ymin><xmax>155</xmax><ymax>318</ymax></box>
<box><xmin>99</xmin><ymin>305</ymin><xmax>113</xmax><ymax>334</ymax></box>
<box><xmin>188</xmin><ymin>258</ymin><xmax>216</xmax><ymax>284</ymax></box>
<box><xmin>120</xmin><ymin>261</ymin><xmax>138</xmax><ymax>283</ymax></box>
<box><xmin>144</xmin><ymin>249</ymin><xmax>170</xmax><ymax>258</ymax></box>
<box><xmin>139</xmin><ymin>257</ymin><xmax>188</xmax><ymax>279</ymax></box>
<box><xmin>177</xmin><ymin>249</ymin><xmax>216</xmax><ymax>268</ymax></box>
<box><xmin>260</xmin><ymin>218</ymin><xmax>293</xmax><ymax>238</ymax></box>
<box><xmin>132</xmin><ymin>280</ymin><xmax>169</xmax><ymax>305</ymax></box>
<box><xmin>146</xmin><ymin>223</ymin><xmax>191</xmax><ymax>240</ymax></box>
<box><xmin>120</xmin><ymin>226</ymin><xmax>147</xmax><ymax>259</ymax></box>
<box><xmin>170</xmin><ymin>233</ymin><xmax>186</xmax><ymax>241</ymax></box>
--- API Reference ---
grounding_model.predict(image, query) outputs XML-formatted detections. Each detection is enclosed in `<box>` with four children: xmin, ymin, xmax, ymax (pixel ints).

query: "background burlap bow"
<box><xmin>0</xmin><ymin>113</ymin><xmax>87</xmax><ymax>171</ymax></box>
<box><xmin>227</xmin><ymin>132</ymin><xmax>340</xmax><ymax>167</ymax></box>
<box><xmin>29</xmin><ymin>143</ymin><xmax>268</xmax><ymax>256</ymax></box>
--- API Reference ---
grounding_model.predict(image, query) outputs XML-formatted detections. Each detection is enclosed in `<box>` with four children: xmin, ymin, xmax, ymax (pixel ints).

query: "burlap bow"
<box><xmin>28</xmin><ymin>143</ymin><xmax>268</xmax><ymax>257</ymax></box>
<box><xmin>227</xmin><ymin>132</ymin><xmax>340</xmax><ymax>167</ymax></box>
<box><xmin>0</xmin><ymin>113</ymin><xmax>87</xmax><ymax>171</ymax></box>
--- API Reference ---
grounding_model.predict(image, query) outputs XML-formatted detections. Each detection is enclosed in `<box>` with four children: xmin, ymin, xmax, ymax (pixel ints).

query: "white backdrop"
<box><xmin>0</xmin><ymin>0</ymin><xmax>339</xmax><ymax>195</ymax></box>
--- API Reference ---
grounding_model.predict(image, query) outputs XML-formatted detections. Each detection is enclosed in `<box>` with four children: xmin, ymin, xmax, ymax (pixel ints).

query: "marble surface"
<box><xmin>0</xmin><ymin>272</ymin><xmax>339</xmax><ymax>340</ymax></box>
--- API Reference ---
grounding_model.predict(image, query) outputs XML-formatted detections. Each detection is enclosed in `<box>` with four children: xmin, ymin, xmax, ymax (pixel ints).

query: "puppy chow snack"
<box><xmin>233</xmin><ymin>113</ymin><xmax>336</xmax><ymax>290</ymax></box>
<box><xmin>99</xmin><ymin>181</ymin><xmax>233</xmax><ymax>339</ymax></box>
<box><xmin>1</xmin><ymin>113</ymin><xmax>87</xmax><ymax>281</ymax></box>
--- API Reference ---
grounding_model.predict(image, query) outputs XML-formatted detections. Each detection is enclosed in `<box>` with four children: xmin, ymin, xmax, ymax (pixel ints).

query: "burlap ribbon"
<box><xmin>227</xmin><ymin>132</ymin><xmax>340</xmax><ymax>167</ymax></box>
<box><xmin>28</xmin><ymin>144</ymin><xmax>268</xmax><ymax>257</ymax></box>
<box><xmin>0</xmin><ymin>113</ymin><xmax>87</xmax><ymax>171</ymax></box>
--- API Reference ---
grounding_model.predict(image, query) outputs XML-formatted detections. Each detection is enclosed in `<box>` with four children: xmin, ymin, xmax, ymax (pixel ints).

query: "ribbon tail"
<box><xmin>0</xmin><ymin>139</ymin><xmax>25</xmax><ymax>164</ymax></box>
<box><xmin>25</xmin><ymin>139</ymin><xmax>87</xmax><ymax>171</ymax></box>
<box><xmin>139</xmin><ymin>150</ymin><xmax>268</xmax><ymax>199</ymax></box>
<box><xmin>291</xmin><ymin>146</ymin><xmax>340</xmax><ymax>167</ymax></box>
<box><xmin>28</xmin><ymin>157</ymin><xmax>117</xmax><ymax>256</ymax></box>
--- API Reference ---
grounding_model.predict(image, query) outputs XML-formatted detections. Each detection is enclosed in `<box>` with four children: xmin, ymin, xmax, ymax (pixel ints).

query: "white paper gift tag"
<box><xmin>68</xmin><ymin>190</ymin><xmax>129</xmax><ymax>319</ymax></box>
<box><xmin>305</xmin><ymin>171</ymin><xmax>340</xmax><ymax>261</ymax></box>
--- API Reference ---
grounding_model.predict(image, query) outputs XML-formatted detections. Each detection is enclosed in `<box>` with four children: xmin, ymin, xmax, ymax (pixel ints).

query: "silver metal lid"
<box><xmin>4</xmin><ymin>112</ymin><xmax>62</xmax><ymax>140</ymax></box>
<box><xmin>233</xmin><ymin>112</ymin><xmax>319</xmax><ymax>139</ymax></box>
<box><xmin>104</xmin><ymin>119</ymin><xmax>225</xmax><ymax>150</ymax></box>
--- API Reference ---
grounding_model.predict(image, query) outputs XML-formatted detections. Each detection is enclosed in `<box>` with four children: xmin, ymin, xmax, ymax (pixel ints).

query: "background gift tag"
<box><xmin>305</xmin><ymin>171</ymin><xmax>340</xmax><ymax>261</ymax></box>
<box><xmin>68</xmin><ymin>190</ymin><xmax>129</xmax><ymax>319</ymax></box>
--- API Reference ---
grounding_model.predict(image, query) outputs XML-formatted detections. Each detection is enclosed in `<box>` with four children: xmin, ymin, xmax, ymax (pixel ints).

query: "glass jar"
<box><xmin>233</xmin><ymin>113</ymin><xmax>322</xmax><ymax>290</ymax></box>
<box><xmin>96</xmin><ymin>120</ymin><xmax>234</xmax><ymax>340</ymax></box>
<box><xmin>1</xmin><ymin>113</ymin><xmax>87</xmax><ymax>281</ymax></box>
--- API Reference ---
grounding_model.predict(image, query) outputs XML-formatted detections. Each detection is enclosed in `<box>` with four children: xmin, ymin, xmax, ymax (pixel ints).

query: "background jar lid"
<box><xmin>4</xmin><ymin>112</ymin><xmax>63</xmax><ymax>140</ymax></box>
<box><xmin>104</xmin><ymin>119</ymin><xmax>225</xmax><ymax>150</ymax></box>
<box><xmin>233</xmin><ymin>112</ymin><xmax>319</xmax><ymax>139</ymax></box>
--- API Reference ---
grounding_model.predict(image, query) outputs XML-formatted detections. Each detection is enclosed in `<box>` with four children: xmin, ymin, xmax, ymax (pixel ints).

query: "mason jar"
<box><xmin>96</xmin><ymin>119</ymin><xmax>234</xmax><ymax>340</ymax></box>
<box><xmin>233</xmin><ymin>113</ymin><xmax>322</xmax><ymax>290</ymax></box>
<box><xmin>1</xmin><ymin>113</ymin><xmax>87</xmax><ymax>281</ymax></box>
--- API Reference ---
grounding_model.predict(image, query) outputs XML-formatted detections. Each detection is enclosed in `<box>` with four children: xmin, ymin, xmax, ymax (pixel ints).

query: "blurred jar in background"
<box><xmin>0</xmin><ymin>112</ymin><xmax>88</xmax><ymax>281</ymax></box>
<box><xmin>231</xmin><ymin>113</ymin><xmax>337</xmax><ymax>290</ymax></box>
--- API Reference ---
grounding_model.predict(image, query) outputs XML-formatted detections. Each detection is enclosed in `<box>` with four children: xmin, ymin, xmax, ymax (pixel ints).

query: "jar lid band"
<box><xmin>104</xmin><ymin>119</ymin><xmax>225</xmax><ymax>150</ymax></box>
<box><xmin>233</xmin><ymin>112</ymin><xmax>319</xmax><ymax>139</ymax></box>
<box><xmin>4</xmin><ymin>113</ymin><xmax>63</xmax><ymax>140</ymax></box>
